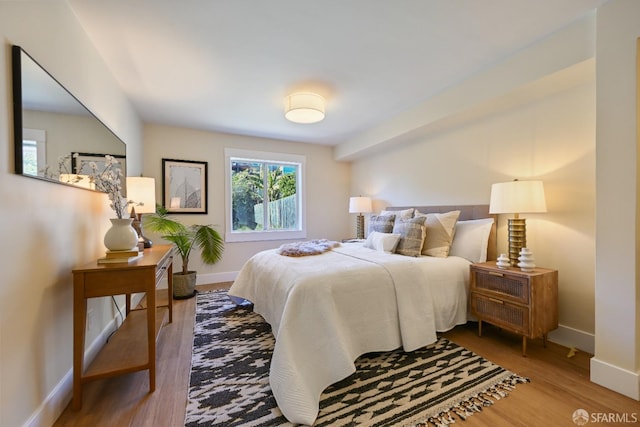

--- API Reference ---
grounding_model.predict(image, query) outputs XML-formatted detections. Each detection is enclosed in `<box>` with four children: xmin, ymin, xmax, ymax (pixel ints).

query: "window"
<box><xmin>22</xmin><ymin>128</ymin><xmax>46</xmax><ymax>176</ymax></box>
<box><xmin>225</xmin><ymin>148</ymin><xmax>306</xmax><ymax>242</ymax></box>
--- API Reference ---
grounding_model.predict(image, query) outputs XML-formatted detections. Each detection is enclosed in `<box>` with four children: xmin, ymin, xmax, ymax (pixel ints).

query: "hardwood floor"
<box><xmin>441</xmin><ymin>324</ymin><xmax>640</xmax><ymax>426</ymax></box>
<box><xmin>55</xmin><ymin>283</ymin><xmax>639</xmax><ymax>427</ymax></box>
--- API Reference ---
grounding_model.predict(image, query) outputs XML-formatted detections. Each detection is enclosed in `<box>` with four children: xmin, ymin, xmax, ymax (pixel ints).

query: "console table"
<box><xmin>72</xmin><ymin>245</ymin><xmax>174</xmax><ymax>410</ymax></box>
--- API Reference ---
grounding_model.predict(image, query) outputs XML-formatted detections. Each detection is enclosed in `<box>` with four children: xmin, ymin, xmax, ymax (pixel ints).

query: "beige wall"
<box><xmin>351</xmin><ymin>81</ymin><xmax>596</xmax><ymax>341</ymax></box>
<box><xmin>142</xmin><ymin>124</ymin><xmax>351</xmax><ymax>281</ymax></box>
<box><xmin>0</xmin><ymin>2</ymin><xmax>142</xmax><ymax>426</ymax></box>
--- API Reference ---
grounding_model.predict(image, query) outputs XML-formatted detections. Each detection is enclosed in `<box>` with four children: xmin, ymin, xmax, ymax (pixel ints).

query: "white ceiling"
<box><xmin>68</xmin><ymin>0</ymin><xmax>607</xmax><ymax>146</ymax></box>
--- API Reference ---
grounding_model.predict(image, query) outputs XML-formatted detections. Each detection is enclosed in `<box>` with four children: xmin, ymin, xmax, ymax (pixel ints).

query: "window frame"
<box><xmin>224</xmin><ymin>148</ymin><xmax>306</xmax><ymax>242</ymax></box>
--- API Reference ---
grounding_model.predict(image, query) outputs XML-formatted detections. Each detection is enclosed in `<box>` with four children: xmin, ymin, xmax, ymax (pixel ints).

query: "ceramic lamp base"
<box><xmin>355</xmin><ymin>214</ymin><xmax>365</xmax><ymax>240</ymax></box>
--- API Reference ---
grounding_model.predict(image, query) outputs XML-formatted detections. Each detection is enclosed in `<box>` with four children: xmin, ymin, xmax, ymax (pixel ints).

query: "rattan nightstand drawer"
<box><xmin>469</xmin><ymin>262</ymin><xmax>558</xmax><ymax>356</ymax></box>
<box><xmin>471</xmin><ymin>293</ymin><xmax>529</xmax><ymax>335</ymax></box>
<box><xmin>473</xmin><ymin>270</ymin><xmax>530</xmax><ymax>304</ymax></box>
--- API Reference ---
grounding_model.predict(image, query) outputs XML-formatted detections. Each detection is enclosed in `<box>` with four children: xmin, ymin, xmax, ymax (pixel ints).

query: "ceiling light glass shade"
<box><xmin>126</xmin><ymin>176</ymin><xmax>156</xmax><ymax>214</ymax></box>
<box><xmin>284</xmin><ymin>92</ymin><xmax>325</xmax><ymax>124</ymax></box>
<box><xmin>489</xmin><ymin>180</ymin><xmax>547</xmax><ymax>214</ymax></box>
<box><xmin>349</xmin><ymin>196</ymin><xmax>372</xmax><ymax>214</ymax></box>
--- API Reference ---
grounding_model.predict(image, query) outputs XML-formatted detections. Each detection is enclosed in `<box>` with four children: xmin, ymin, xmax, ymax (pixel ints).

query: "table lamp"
<box><xmin>126</xmin><ymin>176</ymin><xmax>156</xmax><ymax>248</ymax></box>
<box><xmin>349</xmin><ymin>196</ymin><xmax>372</xmax><ymax>240</ymax></box>
<box><xmin>489</xmin><ymin>179</ymin><xmax>547</xmax><ymax>266</ymax></box>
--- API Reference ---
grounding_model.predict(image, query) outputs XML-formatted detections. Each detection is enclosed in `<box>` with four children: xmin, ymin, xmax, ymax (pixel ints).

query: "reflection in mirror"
<box><xmin>12</xmin><ymin>45</ymin><xmax>126</xmax><ymax>190</ymax></box>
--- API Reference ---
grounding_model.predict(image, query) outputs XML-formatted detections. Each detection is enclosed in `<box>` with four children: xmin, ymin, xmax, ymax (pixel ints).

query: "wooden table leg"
<box><xmin>72</xmin><ymin>275</ymin><xmax>86</xmax><ymax>410</ymax></box>
<box><xmin>522</xmin><ymin>336</ymin><xmax>528</xmax><ymax>357</ymax></box>
<box><xmin>125</xmin><ymin>293</ymin><xmax>131</xmax><ymax>315</ymax></box>
<box><xmin>147</xmin><ymin>282</ymin><xmax>156</xmax><ymax>392</ymax></box>
<box><xmin>167</xmin><ymin>260</ymin><xmax>173</xmax><ymax>323</ymax></box>
<box><xmin>478</xmin><ymin>320</ymin><xmax>483</xmax><ymax>337</ymax></box>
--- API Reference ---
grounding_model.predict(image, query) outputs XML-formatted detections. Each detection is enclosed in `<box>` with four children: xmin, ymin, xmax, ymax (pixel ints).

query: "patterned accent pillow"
<box><xmin>381</xmin><ymin>208</ymin><xmax>414</xmax><ymax>221</ymax></box>
<box><xmin>368</xmin><ymin>214</ymin><xmax>396</xmax><ymax>234</ymax></box>
<box><xmin>393</xmin><ymin>216</ymin><xmax>427</xmax><ymax>257</ymax></box>
<box><xmin>415</xmin><ymin>210</ymin><xmax>461</xmax><ymax>257</ymax></box>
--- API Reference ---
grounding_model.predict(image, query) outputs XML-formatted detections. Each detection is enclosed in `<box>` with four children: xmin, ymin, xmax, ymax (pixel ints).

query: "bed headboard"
<box><xmin>385</xmin><ymin>204</ymin><xmax>498</xmax><ymax>261</ymax></box>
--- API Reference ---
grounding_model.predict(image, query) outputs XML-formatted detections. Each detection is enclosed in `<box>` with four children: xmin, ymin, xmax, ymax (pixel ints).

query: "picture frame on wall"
<box><xmin>162</xmin><ymin>158</ymin><xmax>208</xmax><ymax>214</ymax></box>
<box><xmin>71</xmin><ymin>152</ymin><xmax>127</xmax><ymax>177</ymax></box>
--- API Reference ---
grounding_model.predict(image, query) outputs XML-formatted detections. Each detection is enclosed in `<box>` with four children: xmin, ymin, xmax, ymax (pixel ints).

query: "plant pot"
<box><xmin>173</xmin><ymin>271</ymin><xmax>197</xmax><ymax>299</ymax></box>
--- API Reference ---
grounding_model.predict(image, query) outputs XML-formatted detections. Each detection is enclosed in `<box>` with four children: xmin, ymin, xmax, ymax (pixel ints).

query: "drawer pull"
<box><xmin>488</xmin><ymin>271</ymin><xmax>504</xmax><ymax>277</ymax></box>
<box><xmin>488</xmin><ymin>297</ymin><xmax>504</xmax><ymax>304</ymax></box>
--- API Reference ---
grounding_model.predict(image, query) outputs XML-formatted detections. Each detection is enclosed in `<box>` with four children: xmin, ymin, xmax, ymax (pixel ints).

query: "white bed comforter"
<box><xmin>227</xmin><ymin>243</ymin><xmax>470</xmax><ymax>425</ymax></box>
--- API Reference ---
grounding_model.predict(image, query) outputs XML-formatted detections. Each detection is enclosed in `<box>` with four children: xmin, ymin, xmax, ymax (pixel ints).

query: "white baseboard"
<box><xmin>157</xmin><ymin>271</ymin><xmax>239</xmax><ymax>289</ymax></box>
<box><xmin>197</xmin><ymin>271</ymin><xmax>238</xmax><ymax>285</ymax></box>
<box><xmin>23</xmin><ymin>314</ymin><xmax>122</xmax><ymax>427</ymax></box>
<box><xmin>547</xmin><ymin>324</ymin><xmax>595</xmax><ymax>354</ymax></box>
<box><xmin>591</xmin><ymin>357</ymin><xmax>640</xmax><ymax>400</ymax></box>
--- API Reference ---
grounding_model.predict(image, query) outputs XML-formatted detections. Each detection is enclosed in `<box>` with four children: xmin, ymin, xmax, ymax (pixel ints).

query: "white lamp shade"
<box><xmin>284</xmin><ymin>92</ymin><xmax>325</xmax><ymax>124</ymax></box>
<box><xmin>126</xmin><ymin>176</ymin><xmax>156</xmax><ymax>214</ymax></box>
<box><xmin>489</xmin><ymin>180</ymin><xmax>547</xmax><ymax>214</ymax></box>
<box><xmin>349</xmin><ymin>196</ymin><xmax>372</xmax><ymax>214</ymax></box>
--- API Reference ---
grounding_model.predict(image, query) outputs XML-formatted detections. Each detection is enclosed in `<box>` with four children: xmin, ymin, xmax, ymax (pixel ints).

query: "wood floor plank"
<box><xmin>54</xmin><ymin>284</ymin><xmax>639</xmax><ymax>426</ymax></box>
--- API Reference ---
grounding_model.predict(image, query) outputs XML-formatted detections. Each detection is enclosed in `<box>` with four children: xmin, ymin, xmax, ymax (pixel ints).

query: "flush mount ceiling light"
<box><xmin>284</xmin><ymin>92</ymin><xmax>325</xmax><ymax>124</ymax></box>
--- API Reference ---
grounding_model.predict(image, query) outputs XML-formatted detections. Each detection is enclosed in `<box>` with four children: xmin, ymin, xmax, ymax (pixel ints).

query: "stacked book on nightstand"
<box><xmin>97</xmin><ymin>249</ymin><xmax>144</xmax><ymax>264</ymax></box>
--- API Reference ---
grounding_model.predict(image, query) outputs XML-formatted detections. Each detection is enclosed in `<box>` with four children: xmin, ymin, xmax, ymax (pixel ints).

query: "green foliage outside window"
<box><xmin>231</xmin><ymin>160</ymin><xmax>298</xmax><ymax>231</ymax></box>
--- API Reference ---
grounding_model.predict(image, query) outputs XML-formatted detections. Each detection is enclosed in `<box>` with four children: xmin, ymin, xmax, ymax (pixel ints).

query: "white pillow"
<box><xmin>364</xmin><ymin>231</ymin><xmax>402</xmax><ymax>253</ymax></box>
<box><xmin>449</xmin><ymin>218</ymin><xmax>494</xmax><ymax>263</ymax></box>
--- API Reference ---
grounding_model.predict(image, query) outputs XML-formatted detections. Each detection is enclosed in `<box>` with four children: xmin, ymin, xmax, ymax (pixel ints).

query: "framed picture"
<box><xmin>162</xmin><ymin>158</ymin><xmax>208</xmax><ymax>214</ymax></box>
<box><xmin>72</xmin><ymin>152</ymin><xmax>127</xmax><ymax>177</ymax></box>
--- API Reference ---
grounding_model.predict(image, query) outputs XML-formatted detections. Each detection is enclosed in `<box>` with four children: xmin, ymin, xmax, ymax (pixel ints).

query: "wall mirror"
<box><xmin>11</xmin><ymin>45</ymin><xmax>126</xmax><ymax>190</ymax></box>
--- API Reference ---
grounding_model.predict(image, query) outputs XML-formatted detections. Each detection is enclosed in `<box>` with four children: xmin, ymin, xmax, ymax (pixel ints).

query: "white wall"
<box><xmin>348</xmin><ymin>0</ymin><xmax>640</xmax><ymax>400</ymax></box>
<box><xmin>347</xmin><ymin>14</ymin><xmax>599</xmax><ymax>352</ymax></box>
<box><xmin>0</xmin><ymin>2</ymin><xmax>142</xmax><ymax>426</ymax></box>
<box><xmin>351</xmin><ymin>81</ymin><xmax>596</xmax><ymax>344</ymax></box>
<box><xmin>142</xmin><ymin>124</ymin><xmax>351</xmax><ymax>282</ymax></box>
<box><xmin>592</xmin><ymin>0</ymin><xmax>640</xmax><ymax>400</ymax></box>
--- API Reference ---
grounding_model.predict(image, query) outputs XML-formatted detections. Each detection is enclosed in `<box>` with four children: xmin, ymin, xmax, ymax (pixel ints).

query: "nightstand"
<box><xmin>469</xmin><ymin>262</ymin><xmax>558</xmax><ymax>356</ymax></box>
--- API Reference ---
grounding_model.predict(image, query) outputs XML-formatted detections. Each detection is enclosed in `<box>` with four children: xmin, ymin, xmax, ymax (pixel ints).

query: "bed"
<box><xmin>227</xmin><ymin>205</ymin><xmax>497</xmax><ymax>425</ymax></box>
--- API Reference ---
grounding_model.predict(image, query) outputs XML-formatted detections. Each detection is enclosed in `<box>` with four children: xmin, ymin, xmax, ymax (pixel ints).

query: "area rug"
<box><xmin>185</xmin><ymin>290</ymin><xmax>529</xmax><ymax>427</ymax></box>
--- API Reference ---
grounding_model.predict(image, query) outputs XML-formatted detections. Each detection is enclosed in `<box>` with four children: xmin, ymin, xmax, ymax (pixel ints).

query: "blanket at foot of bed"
<box><xmin>277</xmin><ymin>239</ymin><xmax>340</xmax><ymax>256</ymax></box>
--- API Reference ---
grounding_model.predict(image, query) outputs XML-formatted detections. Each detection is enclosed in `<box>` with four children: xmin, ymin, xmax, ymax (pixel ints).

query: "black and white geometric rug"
<box><xmin>185</xmin><ymin>290</ymin><xmax>529</xmax><ymax>427</ymax></box>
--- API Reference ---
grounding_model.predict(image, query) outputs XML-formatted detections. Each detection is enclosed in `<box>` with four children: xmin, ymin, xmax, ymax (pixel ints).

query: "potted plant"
<box><xmin>146</xmin><ymin>205</ymin><xmax>224</xmax><ymax>299</ymax></box>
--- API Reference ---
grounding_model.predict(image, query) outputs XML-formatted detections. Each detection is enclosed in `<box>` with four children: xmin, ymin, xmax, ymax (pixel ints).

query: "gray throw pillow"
<box><xmin>393</xmin><ymin>216</ymin><xmax>427</xmax><ymax>257</ymax></box>
<box><xmin>368</xmin><ymin>214</ymin><xmax>396</xmax><ymax>234</ymax></box>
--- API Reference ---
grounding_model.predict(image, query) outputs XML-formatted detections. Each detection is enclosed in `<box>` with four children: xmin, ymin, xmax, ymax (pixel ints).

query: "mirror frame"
<box><xmin>11</xmin><ymin>45</ymin><xmax>126</xmax><ymax>189</ymax></box>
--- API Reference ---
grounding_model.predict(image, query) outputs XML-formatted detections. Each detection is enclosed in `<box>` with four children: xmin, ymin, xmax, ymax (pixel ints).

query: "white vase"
<box><xmin>104</xmin><ymin>218</ymin><xmax>139</xmax><ymax>251</ymax></box>
<box><xmin>517</xmin><ymin>248</ymin><xmax>536</xmax><ymax>272</ymax></box>
<box><xmin>496</xmin><ymin>253</ymin><xmax>510</xmax><ymax>269</ymax></box>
